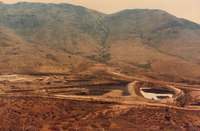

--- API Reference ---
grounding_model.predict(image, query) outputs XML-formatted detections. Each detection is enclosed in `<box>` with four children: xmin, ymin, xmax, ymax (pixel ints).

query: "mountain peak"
<box><xmin>0</xmin><ymin>1</ymin><xmax>4</xmax><ymax>5</ymax></box>
<box><xmin>0</xmin><ymin>2</ymin><xmax>200</xmax><ymax>78</ymax></box>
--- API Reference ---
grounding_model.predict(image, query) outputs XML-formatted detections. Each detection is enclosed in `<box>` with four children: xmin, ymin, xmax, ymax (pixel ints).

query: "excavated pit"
<box><xmin>140</xmin><ymin>87</ymin><xmax>175</xmax><ymax>100</ymax></box>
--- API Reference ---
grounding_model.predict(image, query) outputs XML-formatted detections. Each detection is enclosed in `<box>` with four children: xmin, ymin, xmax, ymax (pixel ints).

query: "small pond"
<box><xmin>140</xmin><ymin>87</ymin><xmax>174</xmax><ymax>100</ymax></box>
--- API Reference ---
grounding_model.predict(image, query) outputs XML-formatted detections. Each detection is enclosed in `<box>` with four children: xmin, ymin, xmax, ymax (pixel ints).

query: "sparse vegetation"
<box><xmin>0</xmin><ymin>2</ymin><xmax>200</xmax><ymax>131</ymax></box>
<box><xmin>0</xmin><ymin>2</ymin><xmax>200</xmax><ymax>78</ymax></box>
<box><xmin>46</xmin><ymin>54</ymin><xmax>58</xmax><ymax>62</ymax></box>
<box><xmin>176</xmin><ymin>93</ymin><xmax>192</xmax><ymax>107</ymax></box>
<box><xmin>0</xmin><ymin>72</ymin><xmax>198</xmax><ymax>130</ymax></box>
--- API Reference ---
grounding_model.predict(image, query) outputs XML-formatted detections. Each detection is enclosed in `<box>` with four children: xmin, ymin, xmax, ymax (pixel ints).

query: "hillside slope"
<box><xmin>104</xmin><ymin>9</ymin><xmax>200</xmax><ymax>63</ymax></box>
<box><xmin>104</xmin><ymin>9</ymin><xmax>200</xmax><ymax>78</ymax></box>
<box><xmin>0</xmin><ymin>2</ymin><xmax>108</xmax><ymax>58</ymax></box>
<box><xmin>0</xmin><ymin>2</ymin><xmax>200</xmax><ymax>79</ymax></box>
<box><xmin>0</xmin><ymin>25</ymin><xmax>92</xmax><ymax>74</ymax></box>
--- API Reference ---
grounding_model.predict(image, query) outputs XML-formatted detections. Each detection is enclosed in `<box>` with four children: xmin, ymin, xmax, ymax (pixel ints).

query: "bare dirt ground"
<box><xmin>0</xmin><ymin>70</ymin><xmax>200</xmax><ymax>131</ymax></box>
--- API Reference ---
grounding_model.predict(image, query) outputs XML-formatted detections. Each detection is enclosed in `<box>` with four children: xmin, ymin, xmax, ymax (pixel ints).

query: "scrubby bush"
<box><xmin>62</xmin><ymin>123</ymin><xmax>72</xmax><ymax>130</ymax></box>
<box><xmin>176</xmin><ymin>93</ymin><xmax>191</xmax><ymax>107</ymax></box>
<box><xmin>48</xmin><ymin>125</ymin><xmax>60</xmax><ymax>130</ymax></box>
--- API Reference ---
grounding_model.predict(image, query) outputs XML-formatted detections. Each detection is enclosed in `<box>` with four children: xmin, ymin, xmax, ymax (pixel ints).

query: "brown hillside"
<box><xmin>0</xmin><ymin>2</ymin><xmax>200</xmax><ymax>79</ymax></box>
<box><xmin>0</xmin><ymin>25</ymin><xmax>92</xmax><ymax>74</ymax></box>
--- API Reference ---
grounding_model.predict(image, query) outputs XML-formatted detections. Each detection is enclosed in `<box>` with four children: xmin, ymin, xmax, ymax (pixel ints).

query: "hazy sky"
<box><xmin>1</xmin><ymin>0</ymin><xmax>200</xmax><ymax>24</ymax></box>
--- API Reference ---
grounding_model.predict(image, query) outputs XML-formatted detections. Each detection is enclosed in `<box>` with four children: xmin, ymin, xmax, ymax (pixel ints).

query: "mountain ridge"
<box><xmin>0</xmin><ymin>2</ymin><xmax>200</xmax><ymax>80</ymax></box>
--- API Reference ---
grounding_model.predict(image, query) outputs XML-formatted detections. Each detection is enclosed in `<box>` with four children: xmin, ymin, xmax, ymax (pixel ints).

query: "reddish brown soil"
<box><xmin>0</xmin><ymin>97</ymin><xmax>200</xmax><ymax>131</ymax></box>
<box><xmin>0</xmin><ymin>73</ymin><xmax>200</xmax><ymax>131</ymax></box>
